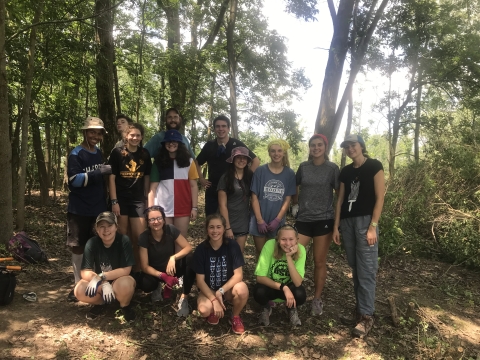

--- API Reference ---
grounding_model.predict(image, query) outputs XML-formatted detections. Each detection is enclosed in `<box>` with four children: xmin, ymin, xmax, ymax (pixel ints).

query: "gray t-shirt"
<box><xmin>217</xmin><ymin>174</ymin><xmax>250</xmax><ymax>234</ymax></box>
<box><xmin>296</xmin><ymin>160</ymin><xmax>340</xmax><ymax>222</ymax></box>
<box><xmin>250</xmin><ymin>164</ymin><xmax>296</xmax><ymax>224</ymax></box>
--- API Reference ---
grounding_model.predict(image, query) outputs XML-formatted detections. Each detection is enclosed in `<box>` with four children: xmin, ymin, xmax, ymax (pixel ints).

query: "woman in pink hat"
<box><xmin>217</xmin><ymin>147</ymin><xmax>253</xmax><ymax>252</ymax></box>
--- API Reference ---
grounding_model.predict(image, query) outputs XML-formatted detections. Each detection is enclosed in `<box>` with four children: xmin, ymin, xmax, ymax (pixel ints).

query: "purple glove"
<box><xmin>267</xmin><ymin>218</ymin><xmax>282</xmax><ymax>232</ymax></box>
<box><xmin>257</xmin><ymin>221</ymin><xmax>268</xmax><ymax>234</ymax></box>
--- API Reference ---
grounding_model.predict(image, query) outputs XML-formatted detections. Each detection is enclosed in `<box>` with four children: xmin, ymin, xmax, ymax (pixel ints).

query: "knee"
<box><xmin>253</xmin><ymin>284</ymin><xmax>268</xmax><ymax>304</ymax></box>
<box><xmin>314</xmin><ymin>257</ymin><xmax>327</xmax><ymax>269</ymax></box>
<box><xmin>292</xmin><ymin>285</ymin><xmax>306</xmax><ymax>306</ymax></box>
<box><xmin>198</xmin><ymin>302</ymin><xmax>212</xmax><ymax>317</ymax></box>
<box><xmin>141</xmin><ymin>274</ymin><xmax>159</xmax><ymax>293</ymax></box>
<box><xmin>114</xmin><ymin>276</ymin><xmax>136</xmax><ymax>295</ymax></box>
<box><xmin>233</xmin><ymin>282</ymin><xmax>249</xmax><ymax>300</ymax></box>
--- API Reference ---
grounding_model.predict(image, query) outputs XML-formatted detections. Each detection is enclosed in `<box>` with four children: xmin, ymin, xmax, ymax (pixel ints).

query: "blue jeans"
<box><xmin>340</xmin><ymin>215</ymin><xmax>378</xmax><ymax>316</ymax></box>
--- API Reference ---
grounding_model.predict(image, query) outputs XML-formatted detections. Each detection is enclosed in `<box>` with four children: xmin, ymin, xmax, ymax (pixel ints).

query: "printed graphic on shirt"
<box><xmin>121</xmin><ymin>159</ymin><xmax>145</xmax><ymax>179</ymax></box>
<box><xmin>98</xmin><ymin>253</ymin><xmax>113</xmax><ymax>274</ymax></box>
<box><xmin>263</xmin><ymin>179</ymin><xmax>285</xmax><ymax>201</ymax></box>
<box><xmin>270</xmin><ymin>259</ymin><xmax>289</xmax><ymax>284</ymax></box>
<box><xmin>209</xmin><ymin>255</ymin><xmax>228</xmax><ymax>288</ymax></box>
<box><xmin>348</xmin><ymin>177</ymin><xmax>360</xmax><ymax>211</ymax></box>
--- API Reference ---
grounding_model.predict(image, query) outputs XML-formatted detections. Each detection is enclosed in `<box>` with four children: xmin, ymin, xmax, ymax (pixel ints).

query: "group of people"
<box><xmin>65</xmin><ymin>110</ymin><xmax>384</xmax><ymax>338</ymax></box>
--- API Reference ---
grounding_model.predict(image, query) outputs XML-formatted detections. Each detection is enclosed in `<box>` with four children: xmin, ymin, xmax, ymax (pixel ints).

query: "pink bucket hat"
<box><xmin>226</xmin><ymin>147</ymin><xmax>252</xmax><ymax>163</ymax></box>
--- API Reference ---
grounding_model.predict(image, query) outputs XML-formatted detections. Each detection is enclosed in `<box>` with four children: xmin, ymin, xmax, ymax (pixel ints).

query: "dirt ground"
<box><xmin>1</xmin><ymin>192</ymin><xmax>479</xmax><ymax>360</ymax></box>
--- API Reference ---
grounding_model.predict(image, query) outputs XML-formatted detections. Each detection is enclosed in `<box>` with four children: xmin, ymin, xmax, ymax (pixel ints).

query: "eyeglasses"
<box><xmin>148</xmin><ymin>217</ymin><xmax>163</xmax><ymax>223</ymax></box>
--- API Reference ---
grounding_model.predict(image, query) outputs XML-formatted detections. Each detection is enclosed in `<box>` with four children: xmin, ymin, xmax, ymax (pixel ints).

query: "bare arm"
<box><xmin>218</xmin><ymin>190</ymin><xmax>234</xmax><ymax>238</ymax></box>
<box><xmin>275</xmin><ymin>195</ymin><xmax>292</xmax><ymax>220</ymax></box>
<box><xmin>333</xmin><ymin>182</ymin><xmax>345</xmax><ymax>245</ymax></box>
<box><xmin>190</xmin><ymin>179</ymin><xmax>198</xmax><ymax>220</ymax></box>
<box><xmin>148</xmin><ymin>182</ymin><xmax>159</xmax><ymax>207</ymax></box>
<box><xmin>367</xmin><ymin>170</ymin><xmax>385</xmax><ymax>245</ymax></box>
<box><xmin>292</xmin><ymin>185</ymin><xmax>299</xmax><ymax>205</ymax></box>
<box><xmin>195</xmin><ymin>160</ymin><xmax>211</xmax><ymax>188</ymax></box>
<box><xmin>81</xmin><ymin>267</ymin><xmax>132</xmax><ymax>282</ymax></box>
<box><xmin>251</xmin><ymin>193</ymin><xmax>264</xmax><ymax>223</ymax></box>
<box><xmin>250</xmin><ymin>157</ymin><xmax>260</xmax><ymax>172</ymax></box>
<box><xmin>285</xmin><ymin>255</ymin><xmax>303</xmax><ymax>287</ymax></box>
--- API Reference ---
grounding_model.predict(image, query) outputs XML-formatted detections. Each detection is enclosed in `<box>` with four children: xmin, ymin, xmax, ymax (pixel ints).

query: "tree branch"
<box><xmin>327</xmin><ymin>0</ymin><xmax>336</xmax><ymax>22</ymax></box>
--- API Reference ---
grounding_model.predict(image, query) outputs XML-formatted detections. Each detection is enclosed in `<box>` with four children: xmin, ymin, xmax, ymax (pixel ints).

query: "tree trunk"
<box><xmin>414</xmin><ymin>74</ymin><xmax>422</xmax><ymax>164</ymax></box>
<box><xmin>341</xmin><ymin>89</ymin><xmax>354</xmax><ymax>168</ymax></box>
<box><xmin>227</xmin><ymin>0</ymin><xmax>239</xmax><ymax>139</ymax></box>
<box><xmin>44</xmin><ymin>121</ymin><xmax>51</xmax><ymax>187</ymax></box>
<box><xmin>135</xmin><ymin>0</ymin><xmax>147</xmax><ymax>123</ymax></box>
<box><xmin>16</xmin><ymin>1</ymin><xmax>43</xmax><ymax>231</ymax></box>
<box><xmin>95</xmin><ymin>0</ymin><xmax>116</xmax><ymax>153</ymax></box>
<box><xmin>0</xmin><ymin>0</ymin><xmax>12</xmax><ymax>244</ymax></box>
<box><xmin>31</xmin><ymin>117</ymin><xmax>49</xmax><ymax>205</ymax></box>
<box><xmin>113</xmin><ymin>50</ymin><xmax>121</xmax><ymax>114</ymax></box>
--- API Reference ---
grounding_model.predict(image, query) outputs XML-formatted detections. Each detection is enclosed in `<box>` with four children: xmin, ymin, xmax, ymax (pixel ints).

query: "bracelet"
<box><xmin>210</xmin><ymin>297</ymin><xmax>217</xmax><ymax>303</ymax></box>
<box><xmin>226</xmin><ymin>228</ymin><xmax>231</xmax><ymax>231</ymax></box>
<box><xmin>192</xmin><ymin>207</ymin><xmax>198</xmax><ymax>210</ymax></box>
<box><xmin>279</xmin><ymin>284</ymin><xmax>285</xmax><ymax>291</ymax></box>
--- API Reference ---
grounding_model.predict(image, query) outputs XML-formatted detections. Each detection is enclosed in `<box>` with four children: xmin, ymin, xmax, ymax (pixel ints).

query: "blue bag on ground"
<box><xmin>8</xmin><ymin>232</ymin><xmax>49</xmax><ymax>264</ymax></box>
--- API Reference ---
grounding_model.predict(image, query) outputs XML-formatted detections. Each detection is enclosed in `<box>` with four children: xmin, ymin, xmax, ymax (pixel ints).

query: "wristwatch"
<box><xmin>99</xmin><ymin>272</ymin><xmax>106</xmax><ymax>281</ymax></box>
<box><xmin>218</xmin><ymin>287</ymin><xmax>225</xmax><ymax>296</ymax></box>
<box><xmin>370</xmin><ymin>222</ymin><xmax>378</xmax><ymax>228</ymax></box>
<box><xmin>111</xmin><ymin>199</ymin><xmax>118</xmax><ymax>205</ymax></box>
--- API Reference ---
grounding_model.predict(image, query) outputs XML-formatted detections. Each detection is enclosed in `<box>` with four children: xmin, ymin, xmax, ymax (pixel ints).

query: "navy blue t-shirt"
<box><xmin>193</xmin><ymin>239</ymin><xmax>244</xmax><ymax>290</ymax></box>
<box><xmin>67</xmin><ymin>145</ymin><xmax>107</xmax><ymax>216</ymax></box>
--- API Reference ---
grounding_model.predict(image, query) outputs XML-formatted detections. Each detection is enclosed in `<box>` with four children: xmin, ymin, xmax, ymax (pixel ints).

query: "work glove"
<box><xmin>257</xmin><ymin>221</ymin><xmax>268</xmax><ymax>234</ymax></box>
<box><xmin>101</xmin><ymin>282</ymin><xmax>116</xmax><ymax>304</ymax></box>
<box><xmin>159</xmin><ymin>273</ymin><xmax>178</xmax><ymax>289</ymax></box>
<box><xmin>85</xmin><ymin>275</ymin><xmax>102</xmax><ymax>297</ymax></box>
<box><xmin>291</xmin><ymin>204</ymin><xmax>299</xmax><ymax>218</ymax></box>
<box><xmin>99</xmin><ymin>164</ymin><xmax>112</xmax><ymax>175</ymax></box>
<box><xmin>267</xmin><ymin>218</ymin><xmax>282</xmax><ymax>233</ymax></box>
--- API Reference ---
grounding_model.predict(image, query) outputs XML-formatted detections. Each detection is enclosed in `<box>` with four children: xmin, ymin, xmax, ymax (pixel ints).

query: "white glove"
<box><xmin>291</xmin><ymin>204</ymin><xmax>299</xmax><ymax>218</ymax></box>
<box><xmin>85</xmin><ymin>275</ymin><xmax>102</xmax><ymax>297</ymax></box>
<box><xmin>102</xmin><ymin>282</ymin><xmax>116</xmax><ymax>304</ymax></box>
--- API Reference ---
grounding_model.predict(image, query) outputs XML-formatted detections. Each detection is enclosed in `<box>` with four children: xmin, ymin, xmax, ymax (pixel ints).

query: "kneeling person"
<box><xmin>253</xmin><ymin>224</ymin><xmax>306</xmax><ymax>326</ymax></box>
<box><xmin>193</xmin><ymin>214</ymin><xmax>249</xmax><ymax>334</ymax></box>
<box><xmin>74</xmin><ymin>212</ymin><xmax>136</xmax><ymax>321</ymax></box>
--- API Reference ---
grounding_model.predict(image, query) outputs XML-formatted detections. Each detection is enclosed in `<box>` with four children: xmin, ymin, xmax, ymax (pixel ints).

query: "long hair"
<box><xmin>307</xmin><ymin>134</ymin><xmax>329</xmax><ymax>161</ymax></box>
<box><xmin>224</xmin><ymin>161</ymin><xmax>253</xmax><ymax>197</ymax></box>
<box><xmin>144</xmin><ymin>205</ymin><xmax>167</xmax><ymax>236</ymax></box>
<box><xmin>267</xmin><ymin>139</ymin><xmax>290</xmax><ymax>167</ymax></box>
<box><xmin>202</xmin><ymin>213</ymin><xmax>229</xmax><ymax>249</ymax></box>
<box><xmin>157</xmin><ymin>141</ymin><xmax>191</xmax><ymax>168</ymax></box>
<box><xmin>273</xmin><ymin>224</ymin><xmax>300</xmax><ymax>261</ymax></box>
<box><xmin>121</xmin><ymin>123</ymin><xmax>148</xmax><ymax>159</ymax></box>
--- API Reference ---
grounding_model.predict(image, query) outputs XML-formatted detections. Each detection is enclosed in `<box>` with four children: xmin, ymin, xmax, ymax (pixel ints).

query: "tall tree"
<box><xmin>226</xmin><ymin>0</ymin><xmax>239</xmax><ymax>138</ymax></box>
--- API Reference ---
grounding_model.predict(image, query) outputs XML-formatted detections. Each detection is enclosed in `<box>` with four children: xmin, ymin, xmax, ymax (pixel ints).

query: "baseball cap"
<box><xmin>95</xmin><ymin>211</ymin><xmax>117</xmax><ymax>226</ymax></box>
<box><xmin>340</xmin><ymin>134</ymin><xmax>365</xmax><ymax>148</ymax></box>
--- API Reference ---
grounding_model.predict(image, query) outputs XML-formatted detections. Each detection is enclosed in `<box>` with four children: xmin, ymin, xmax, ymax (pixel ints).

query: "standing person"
<box><xmin>291</xmin><ymin>134</ymin><xmax>340</xmax><ymax>316</ymax></box>
<box><xmin>253</xmin><ymin>225</ymin><xmax>306</xmax><ymax>327</ymax></box>
<box><xmin>74</xmin><ymin>212</ymin><xmax>136</xmax><ymax>321</ymax></box>
<box><xmin>333</xmin><ymin>134</ymin><xmax>385</xmax><ymax>338</ymax></box>
<box><xmin>193</xmin><ymin>214</ymin><xmax>249</xmax><ymax>334</ymax></box>
<box><xmin>138</xmin><ymin>206</ymin><xmax>195</xmax><ymax>317</ymax></box>
<box><xmin>108</xmin><ymin>123</ymin><xmax>152</xmax><ymax>271</ymax></box>
<box><xmin>144</xmin><ymin>108</ymin><xmax>195</xmax><ymax>158</ymax></box>
<box><xmin>217</xmin><ymin>147</ymin><xmax>253</xmax><ymax>252</ymax></box>
<box><xmin>115</xmin><ymin>114</ymin><xmax>134</xmax><ymax>148</ymax></box>
<box><xmin>195</xmin><ymin>115</ymin><xmax>259</xmax><ymax>216</ymax></box>
<box><xmin>66</xmin><ymin>116</ymin><xmax>112</xmax><ymax>302</ymax></box>
<box><xmin>148</xmin><ymin>130</ymin><xmax>198</xmax><ymax>238</ymax></box>
<box><xmin>250</xmin><ymin>139</ymin><xmax>296</xmax><ymax>256</ymax></box>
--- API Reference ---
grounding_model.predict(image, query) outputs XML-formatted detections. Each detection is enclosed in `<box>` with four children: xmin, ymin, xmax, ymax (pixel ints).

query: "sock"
<box><xmin>72</xmin><ymin>253</ymin><xmax>83</xmax><ymax>284</ymax></box>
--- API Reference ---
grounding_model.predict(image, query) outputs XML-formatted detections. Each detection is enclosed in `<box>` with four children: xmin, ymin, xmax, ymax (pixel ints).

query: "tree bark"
<box><xmin>135</xmin><ymin>0</ymin><xmax>147</xmax><ymax>122</ymax></box>
<box><xmin>95</xmin><ymin>0</ymin><xmax>116</xmax><ymax>153</ymax></box>
<box><xmin>44</xmin><ymin>121</ymin><xmax>51</xmax><ymax>187</ymax></box>
<box><xmin>227</xmin><ymin>0</ymin><xmax>239</xmax><ymax>139</ymax></box>
<box><xmin>113</xmin><ymin>50</ymin><xmax>121</xmax><ymax>114</ymax></box>
<box><xmin>31</xmin><ymin>116</ymin><xmax>49</xmax><ymax>205</ymax></box>
<box><xmin>16</xmin><ymin>1</ymin><xmax>43</xmax><ymax>231</ymax></box>
<box><xmin>341</xmin><ymin>89</ymin><xmax>354</xmax><ymax>168</ymax></box>
<box><xmin>0</xmin><ymin>0</ymin><xmax>12</xmax><ymax>243</ymax></box>
<box><xmin>414</xmin><ymin>73</ymin><xmax>423</xmax><ymax>164</ymax></box>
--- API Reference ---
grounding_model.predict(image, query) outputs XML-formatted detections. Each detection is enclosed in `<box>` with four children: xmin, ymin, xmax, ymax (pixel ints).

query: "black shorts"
<box><xmin>295</xmin><ymin>219</ymin><xmax>334</xmax><ymax>238</ymax></box>
<box><xmin>118</xmin><ymin>197</ymin><xmax>145</xmax><ymax>218</ymax></box>
<box><xmin>66</xmin><ymin>212</ymin><xmax>96</xmax><ymax>248</ymax></box>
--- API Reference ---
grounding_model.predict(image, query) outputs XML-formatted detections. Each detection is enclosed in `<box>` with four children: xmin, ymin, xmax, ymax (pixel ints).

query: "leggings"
<box><xmin>138</xmin><ymin>253</ymin><xmax>195</xmax><ymax>295</ymax></box>
<box><xmin>253</xmin><ymin>282</ymin><xmax>306</xmax><ymax>307</ymax></box>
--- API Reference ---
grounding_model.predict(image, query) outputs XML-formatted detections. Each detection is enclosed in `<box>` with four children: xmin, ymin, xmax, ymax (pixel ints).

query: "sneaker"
<box><xmin>205</xmin><ymin>312</ymin><xmax>219</xmax><ymax>325</ymax></box>
<box><xmin>86</xmin><ymin>304</ymin><xmax>106</xmax><ymax>320</ymax></box>
<box><xmin>151</xmin><ymin>283</ymin><xmax>163</xmax><ymax>303</ymax></box>
<box><xmin>121</xmin><ymin>304</ymin><xmax>136</xmax><ymax>322</ymax></box>
<box><xmin>176</xmin><ymin>296</ymin><xmax>190</xmax><ymax>317</ymax></box>
<box><xmin>229</xmin><ymin>316</ymin><xmax>245</xmax><ymax>334</ymax></box>
<box><xmin>311</xmin><ymin>298</ymin><xmax>323</xmax><ymax>316</ymax></box>
<box><xmin>288</xmin><ymin>307</ymin><xmax>301</xmax><ymax>327</ymax></box>
<box><xmin>259</xmin><ymin>306</ymin><xmax>272</xmax><ymax>326</ymax></box>
<box><xmin>67</xmin><ymin>289</ymin><xmax>78</xmax><ymax>303</ymax></box>
<box><xmin>352</xmin><ymin>315</ymin><xmax>374</xmax><ymax>338</ymax></box>
<box><xmin>340</xmin><ymin>308</ymin><xmax>361</xmax><ymax>326</ymax></box>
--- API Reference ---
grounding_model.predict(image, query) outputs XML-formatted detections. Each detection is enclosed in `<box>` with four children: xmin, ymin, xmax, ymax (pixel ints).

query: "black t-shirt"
<box><xmin>138</xmin><ymin>225</ymin><xmax>181</xmax><ymax>272</ymax></box>
<box><xmin>339</xmin><ymin>158</ymin><xmax>383</xmax><ymax>219</ymax></box>
<box><xmin>196</xmin><ymin>138</ymin><xmax>256</xmax><ymax>192</ymax></box>
<box><xmin>81</xmin><ymin>233</ymin><xmax>135</xmax><ymax>273</ymax></box>
<box><xmin>192</xmin><ymin>239</ymin><xmax>245</xmax><ymax>291</ymax></box>
<box><xmin>108</xmin><ymin>147</ymin><xmax>152</xmax><ymax>199</ymax></box>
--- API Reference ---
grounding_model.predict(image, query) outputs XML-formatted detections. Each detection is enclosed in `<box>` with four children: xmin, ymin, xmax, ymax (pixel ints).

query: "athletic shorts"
<box><xmin>66</xmin><ymin>212</ymin><xmax>96</xmax><ymax>248</ymax></box>
<box><xmin>118</xmin><ymin>197</ymin><xmax>145</xmax><ymax>218</ymax></box>
<box><xmin>295</xmin><ymin>219</ymin><xmax>334</xmax><ymax>238</ymax></box>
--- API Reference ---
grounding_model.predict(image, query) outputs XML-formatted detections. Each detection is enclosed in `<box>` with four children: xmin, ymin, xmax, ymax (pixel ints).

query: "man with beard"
<box><xmin>144</xmin><ymin>108</ymin><xmax>195</xmax><ymax>159</ymax></box>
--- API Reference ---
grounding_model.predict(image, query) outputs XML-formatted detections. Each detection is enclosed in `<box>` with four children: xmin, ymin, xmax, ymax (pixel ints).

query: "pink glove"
<box><xmin>257</xmin><ymin>221</ymin><xmax>268</xmax><ymax>234</ymax></box>
<box><xmin>267</xmin><ymin>218</ymin><xmax>282</xmax><ymax>232</ymax></box>
<box><xmin>160</xmin><ymin>273</ymin><xmax>178</xmax><ymax>289</ymax></box>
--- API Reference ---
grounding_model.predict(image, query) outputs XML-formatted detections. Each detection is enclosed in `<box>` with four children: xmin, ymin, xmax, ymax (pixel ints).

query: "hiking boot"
<box><xmin>176</xmin><ymin>296</ymin><xmax>190</xmax><ymax>317</ymax></box>
<box><xmin>340</xmin><ymin>308</ymin><xmax>361</xmax><ymax>325</ymax></box>
<box><xmin>151</xmin><ymin>283</ymin><xmax>163</xmax><ymax>303</ymax></box>
<box><xmin>259</xmin><ymin>306</ymin><xmax>272</xmax><ymax>326</ymax></box>
<box><xmin>86</xmin><ymin>304</ymin><xmax>106</xmax><ymax>320</ymax></box>
<box><xmin>67</xmin><ymin>289</ymin><xmax>78</xmax><ymax>303</ymax></box>
<box><xmin>311</xmin><ymin>298</ymin><xmax>323</xmax><ymax>316</ymax></box>
<box><xmin>205</xmin><ymin>312</ymin><xmax>219</xmax><ymax>325</ymax></box>
<box><xmin>229</xmin><ymin>316</ymin><xmax>245</xmax><ymax>334</ymax></box>
<box><xmin>352</xmin><ymin>315</ymin><xmax>374</xmax><ymax>338</ymax></box>
<box><xmin>121</xmin><ymin>304</ymin><xmax>136</xmax><ymax>322</ymax></box>
<box><xmin>288</xmin><ymin>307</ymin><xmax>301</xmax><ymax>327</ymax></box>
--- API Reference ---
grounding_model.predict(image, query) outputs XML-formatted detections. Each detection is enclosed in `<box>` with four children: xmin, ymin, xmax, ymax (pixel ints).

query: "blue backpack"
<box><xmin>8</xmin><ymin>232</ymin><xmax>49</xmax><ymax>264</ymax></box>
